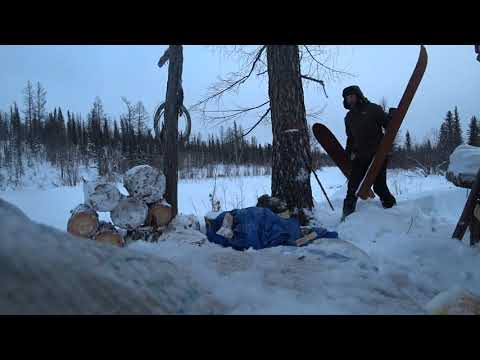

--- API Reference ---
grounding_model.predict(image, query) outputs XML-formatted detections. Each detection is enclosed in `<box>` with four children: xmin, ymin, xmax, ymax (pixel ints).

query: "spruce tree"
<box><xmin>438</xmin><ymin>110</ymin><xmax>454</xmax><ymax>158</ymax></box>
<box><xmin>23</xmin><ymin>81</ymin><xmax>35</xmax><ymax>151</ymax></box>
<box><xmin>11</xmin><ymin>103</ymin><xmax>24</xmax><ymax>184</ymax></box>
<box><xmin>113</xmin><ymin>120</ymin><xmax>120</xmax><ymax>148</ymax></box>
<box><xmin>452</xmin><ymin>106</ymin><xmax>463</xmax><ymax>149</ymax></box>
<box><xmin>102</xmin><ymin>118</ymin><xmax>110</xmax><ymax>147</ymax></box>
<box><xmin>404</xmin><ymin>130</ymin><xmax>412</xmax><ymax>153</ymax></box>
<box><xmin>468</xmin><ymin>116</ymin><xmax>479</xmax><ymax>146</ymax></box>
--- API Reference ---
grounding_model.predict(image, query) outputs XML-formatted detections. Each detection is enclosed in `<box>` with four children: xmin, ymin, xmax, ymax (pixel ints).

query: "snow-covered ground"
<box><xmin>2</xmin><ymin>166</ymin><xmax>479</xmax><ymax>314</ymax></box>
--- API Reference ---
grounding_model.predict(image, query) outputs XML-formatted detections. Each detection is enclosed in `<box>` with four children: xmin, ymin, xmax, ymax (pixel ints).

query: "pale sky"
<box><xmin>1</xmin><ymin>45</ymin><xmax>478</xmax><ymax>147</ymax></box>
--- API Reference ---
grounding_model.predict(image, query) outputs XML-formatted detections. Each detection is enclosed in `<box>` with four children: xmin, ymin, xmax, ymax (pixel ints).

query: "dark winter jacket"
<box><xmin>342</xmin><ymin>86</ymin><xmax>392</xmax><ymax>161</ymax></box>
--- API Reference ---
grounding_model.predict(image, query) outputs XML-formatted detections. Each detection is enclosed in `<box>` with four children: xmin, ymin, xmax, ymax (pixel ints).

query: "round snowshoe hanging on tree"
<box><xmin>154</xmin><ymin>101</ymin><xmax>191</xmax><ymax>145</ymax></box>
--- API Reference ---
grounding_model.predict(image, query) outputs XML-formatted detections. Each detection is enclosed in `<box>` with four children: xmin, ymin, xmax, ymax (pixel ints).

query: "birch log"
<box><xmin>110</xmin><ymin>197</ymin><xmax>148</xmax><ymax>230</ymax></box>
<box><xmin>67</xmin><ymin>204</ymin><xmax>99</xmax><ymax>238</ymax></box>
<box><xmin>83</xmin><ymin>179</ymin><xmax>122</xmax><ymax>212</ymax></box>
<box><xmin>123</xmin><ymin>165</ymin><xmax>166</xmax><ymax>204</ymax></box>
<box><xmin>146</xmin><ymin>200</ymin><xmax>173</xmax><ymax>228</ymax></box>
<box><xmin>94</xmin><ymin>222</ymin><xmax>125</xmax><ymax>247</ymax></box>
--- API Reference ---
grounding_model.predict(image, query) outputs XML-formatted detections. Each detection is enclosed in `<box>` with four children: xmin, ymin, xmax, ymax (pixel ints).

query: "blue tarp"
<box><xmin>206</xmin><ymin>207</ymin><xmax>338</xmax><ymax>251</ymax></box>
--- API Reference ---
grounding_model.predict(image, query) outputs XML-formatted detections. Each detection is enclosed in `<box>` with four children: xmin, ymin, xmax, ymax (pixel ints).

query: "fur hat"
<box><xmin>342</xmin><ymin>85</ymin><xmax>368</xmax><ymax>109</ymax></box>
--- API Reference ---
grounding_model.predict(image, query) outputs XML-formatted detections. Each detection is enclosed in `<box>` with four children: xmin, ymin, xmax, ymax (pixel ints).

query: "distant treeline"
<box><xmin>1</xmin><ymin>81</ymin><xmax>478</xmax><ymax>189</ymax></box>
<box><xmin>388</xmin><ymin>106</ymin><xmax>479</xmax><ymax>175</ymax></box>
<box><xmin>0</xmin><ymin>81</ymin><xmax>329</xmax><ymax>188</ymax></box>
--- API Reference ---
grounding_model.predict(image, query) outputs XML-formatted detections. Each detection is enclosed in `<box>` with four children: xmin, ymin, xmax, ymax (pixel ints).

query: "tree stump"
<box><xmin>83</xmin><ymin>179</ymin><xmax>122</xmax><ymax>212</ymax></box>
<box><xmin>124</xmin><ymin>165</ymin><xmax>166</xmax><ymax>204</ymax></box>
<box><xmin>110</xmin><ymin>197</ymin><xmax>148</xmax><ymax>230</ymax></box>
<box><xmin>146</xmin><ymin>200</ymin><xmax>173</xmax><ymax>228</ymax></box>
<box><xmin>94</xmin><ymin>221</ymin><xmax>124</xmax><ymax>247</ymax></box>
<box><xmin>67</xmin><ymin>204</ymin><xmax>99</xmax><ymax>238</ymax></box>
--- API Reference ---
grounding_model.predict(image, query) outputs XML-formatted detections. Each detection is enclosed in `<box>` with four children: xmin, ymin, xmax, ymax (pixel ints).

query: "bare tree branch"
<box><xmin>190</xmin><ymin>46</ymin><xmax>266</xmax><ymax>110</ymax></box>
<box><xmin>199</xmin><ymin>101</ymin><xmax>270</xmax><ymax>128</ymax></box>
<box><xmin>303</xmin><ymin>45</ymin><xmax>354</xmax><ymax>77</ymax></box>
<box><xmin>301</xmin><ymin>75</ymin><xmax>328</xmax><ymax>98</ymax></box>
<box><xmin>192</xmin><ymin>45</ymin><xmax>351</xmax><ymax>134</ymax></box>
<box><xmin>306</xmin><ymin>103</ymin><xmax>328</xmax><ymax>121</ymax></box>
<box><xmin>202</xmin><ymin>100</ymin><xmax>269</xmax><ymax>114</ymax></box>
<box><xmin>241</xmin><ymin>107</ymin><xmax>271</xmax><ymax>138</ymax></box>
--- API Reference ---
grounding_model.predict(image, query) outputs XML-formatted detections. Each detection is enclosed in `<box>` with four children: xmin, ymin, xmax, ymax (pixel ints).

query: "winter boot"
<box><xmin>342</xmin><ymin>197</ymin><xmax>357</xmax><ymax>221</ymax></box>
<box><xmin>381</xmin><ymin>195</ymin><xmax>397</xmax><ymax>209</ymax></box>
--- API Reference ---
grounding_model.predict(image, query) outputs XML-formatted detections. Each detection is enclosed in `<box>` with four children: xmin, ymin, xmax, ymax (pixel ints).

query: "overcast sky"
<box><xmin>1</xmin><ymin>45</ymin><xmax>478</xmax><ymax>146</ymax></box>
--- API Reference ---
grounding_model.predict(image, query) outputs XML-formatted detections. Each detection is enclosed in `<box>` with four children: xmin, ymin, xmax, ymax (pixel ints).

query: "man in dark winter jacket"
<box><xmin>341</xmin><ymin>85</ymin><xmax>397</xmax><ymax>220</ymax></box>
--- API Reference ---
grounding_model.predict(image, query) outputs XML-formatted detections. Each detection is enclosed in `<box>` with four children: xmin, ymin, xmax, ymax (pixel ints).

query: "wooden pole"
<box><xmin>162</xmin><ymin>45</ymin><xmax>183</xmax><ymax>217</ymax></box>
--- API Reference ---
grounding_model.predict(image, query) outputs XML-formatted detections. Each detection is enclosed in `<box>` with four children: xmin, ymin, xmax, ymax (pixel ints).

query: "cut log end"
<box><xmin>147</xmin><ymin>201</ymin><xmax>173</xmax><ymax>228</ymax></box>
<box><xmin>67</xmin><ymin>204</ymin><xmax>99</xmax><ymax>238</ymax></box>
<box><xmin>93</xmin><ymin>221</ymin><xmax>124</xmax><ymax>247</ymax></box>
<box><xmin>95</xmin><ymin>231</ymin><xmax>124</xmax><ymax>247</ymax></box>
<box><xmin>110</xmin><ymin>197</ymin><xmax>149</xmax><ymax>230</ymax></box>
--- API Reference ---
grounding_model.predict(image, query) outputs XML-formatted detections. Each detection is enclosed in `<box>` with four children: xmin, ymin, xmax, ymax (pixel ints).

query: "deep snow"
<box><xmin>0</xmin><ymin>198</ymin><xmax>223</xmax><ymax>314</ymax></box>
<box><xmin>1</xmin><ymin>166</ymin><xmax>479</xmax><ymax>314</ymax></box>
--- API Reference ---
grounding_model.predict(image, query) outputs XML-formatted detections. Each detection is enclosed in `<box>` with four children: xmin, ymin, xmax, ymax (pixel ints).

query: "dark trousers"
<box><xmin>343</xmin><ymin>156</ymin><xmax>396</xmax><ymax>217</ymax></box>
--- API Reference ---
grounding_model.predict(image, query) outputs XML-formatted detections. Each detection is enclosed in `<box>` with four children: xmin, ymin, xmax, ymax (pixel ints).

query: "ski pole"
<box><xmin>311</xmin><ymin>166</ymin><xmax>335</xmax><ymax>212</ymax></box>
<box><xmin>301</xmin><ymin>149</ymin><xmax>335</xmax><ymax>211</ymax></box>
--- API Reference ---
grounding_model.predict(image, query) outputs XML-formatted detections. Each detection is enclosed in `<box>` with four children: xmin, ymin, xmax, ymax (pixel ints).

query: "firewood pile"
<box><xmin>67</xmin><ymin>165</ymin><xmax>174</xmax><ymax>246</ymax></box>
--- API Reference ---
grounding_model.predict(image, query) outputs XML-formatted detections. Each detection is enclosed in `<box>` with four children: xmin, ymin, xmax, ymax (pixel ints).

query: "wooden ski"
<box><xmin>312</xmin><ymin>123</ymin><xmax>375</xmax><ymax>199</ymax></box>
<box><xmin>356</xmin><ymin>45</ymin><xmax>428</xmax><ymax>200</ymax></box>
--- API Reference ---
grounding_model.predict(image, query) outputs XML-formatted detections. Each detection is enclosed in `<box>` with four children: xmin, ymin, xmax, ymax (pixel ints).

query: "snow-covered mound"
<box><xmin>425</xmin><ymin>286</ymin><xmax>480</xmax><ymax>315</ymax></box>
<box><xmin>129</xmin><ymin>238</ymin><xmax>426</xmax><ymax>314</ymax></box>
<box><xmin>447</xmin><ymin>145</ymin><xmax>480</xmax><ymax>182</ymax></box>
<box><xmin>0</xmin><ymin>198</ymin><xmax>223</xmax><ymax>315</ymax></box>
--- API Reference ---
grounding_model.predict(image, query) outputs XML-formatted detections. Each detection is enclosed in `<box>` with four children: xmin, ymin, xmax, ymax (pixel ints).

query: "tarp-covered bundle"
<box><xmin>206</xmin><ymin>207</ymin><xmax>337</xmax><ymax>251</ymax></box>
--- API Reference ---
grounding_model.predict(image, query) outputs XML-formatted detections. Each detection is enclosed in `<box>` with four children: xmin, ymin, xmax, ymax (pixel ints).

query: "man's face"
<box><xmin>345</xmin><ymin>94</ymin><xmax>358</xmax><ymax>108</ymax></box>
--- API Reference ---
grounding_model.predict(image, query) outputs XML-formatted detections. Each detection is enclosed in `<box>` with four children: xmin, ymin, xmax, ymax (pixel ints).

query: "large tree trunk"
<box><xmin>266</xmin><ymin>45</ymin><xmax>313</xmax><ymax>210</ymax></box>
<box><xmin>163</xmin><ymin>45</ymin><xmax>183</xmax><ymax>217</ymax></box>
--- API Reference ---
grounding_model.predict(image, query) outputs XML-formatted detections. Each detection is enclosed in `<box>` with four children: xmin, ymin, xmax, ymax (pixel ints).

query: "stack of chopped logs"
<box><xmin>67</xmin><ymin>165</ymin><xmax>173</xmax><ymax>246</ymax></box>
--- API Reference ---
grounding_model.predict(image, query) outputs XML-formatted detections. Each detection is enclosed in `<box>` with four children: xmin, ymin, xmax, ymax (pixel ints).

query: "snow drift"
<box><xmin>0</xmin><ymin>198</ymin><xmax>223</xmax><ymax>315</ymax></box>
